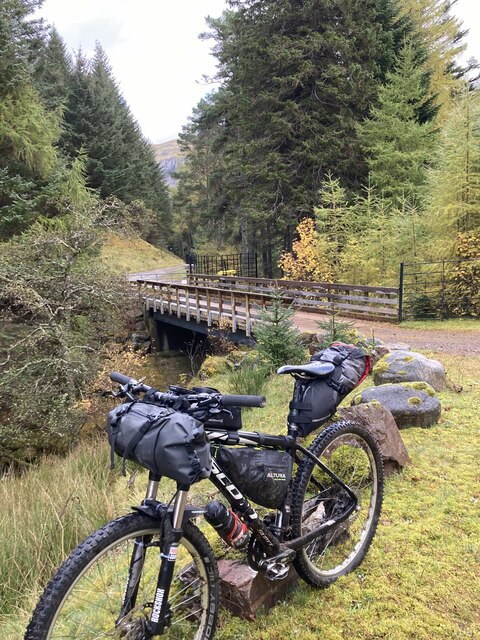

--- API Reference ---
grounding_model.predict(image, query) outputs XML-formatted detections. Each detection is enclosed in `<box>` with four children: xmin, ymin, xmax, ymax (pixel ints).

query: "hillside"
<box><xmin>152</xmin><ymin>139</ymin><xmax>185</xmax><ymax>187</ymax></box>
<box><xmin>100</xmin><ymin>232</ymin><xmax>183</xmax><ymax>274</ymax></box>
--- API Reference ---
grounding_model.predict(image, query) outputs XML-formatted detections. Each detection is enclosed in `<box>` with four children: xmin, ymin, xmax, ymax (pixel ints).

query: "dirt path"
<box><xmin>293</xmin><ymin>311</ymin><xmax>480</xmax><ymax>357</ymax></box>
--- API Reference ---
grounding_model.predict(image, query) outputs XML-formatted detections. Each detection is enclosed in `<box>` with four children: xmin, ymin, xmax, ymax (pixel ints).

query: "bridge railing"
<box><xmin>135</xmin><ymin>279</ymin><xmax>274</xmax><ymax>336</ymax></box>
<box><xmin>187</xmin><ymin>274</ymin><xmax>399</xmax><ymax>321</ymax></box>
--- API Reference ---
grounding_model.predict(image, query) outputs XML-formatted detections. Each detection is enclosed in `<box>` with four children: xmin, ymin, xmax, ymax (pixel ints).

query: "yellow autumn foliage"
<box><xmin>279</xmin><ymin>218</ymin><xmax>334</xmax><ymax>282</ymax></box>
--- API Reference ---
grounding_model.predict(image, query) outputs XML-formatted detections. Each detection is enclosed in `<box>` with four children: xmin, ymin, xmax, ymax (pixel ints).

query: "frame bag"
<box><xmin>290</xmin><ymin>343</ymin><xmax>370</xmax><ymax>437</ymax></box>
<box><xmin>215</xmin><ymin>446</ymin><xmax>293</xmax><ymax>509</ymax></box>
<box><xmin>108</xmin><ymin>402</ymin><xmax>212</xmax><ymax>485</ymax></box>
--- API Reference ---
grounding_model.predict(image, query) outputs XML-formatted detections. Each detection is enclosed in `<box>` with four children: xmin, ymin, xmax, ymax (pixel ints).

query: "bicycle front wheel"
<box><xmin>291</xmin><ymin>421</ymin><xmax>383</xmax><ymax>587</ymax></box>
<box><xmin>25</xmin><ymin>512</ymin><xmax>219</xmax><ymax>640</ymax></box>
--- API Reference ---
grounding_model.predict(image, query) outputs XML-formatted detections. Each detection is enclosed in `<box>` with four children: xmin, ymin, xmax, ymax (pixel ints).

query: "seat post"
<box><xmin>287</xmin><ymin>380</ymin><xmax>302</xmax><ymax>439</ymax></box>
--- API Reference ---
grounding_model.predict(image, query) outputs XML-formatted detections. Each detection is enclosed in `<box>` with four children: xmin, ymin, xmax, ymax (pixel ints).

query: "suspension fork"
<box><xmin>118</xmin><ymin>474</ymin><xmax>162</xmax><ymax>622</ymax></box>
<box><xmin>147</xmin><ymin>486</ymin><xmax>189</xmax><ymax>636</ymax></box>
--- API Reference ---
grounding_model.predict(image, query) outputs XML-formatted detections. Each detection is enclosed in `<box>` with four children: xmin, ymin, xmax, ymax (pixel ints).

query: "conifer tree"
<box><xmin>399</xmin><ymin>0</ymin><xmax>471</xmax><ymax>120</ymax></box>
<box><xmin>253</xmin><ymin>289</ymin><xmax>305</xmax><ymax>369</ymax></box>
<box><xmin>178</xmin><ymin>0</ymin><xmax>407</xmax><ymax>274</ymax></box>
<box><xmin>34</xmin><ymin>27</ymin><xmax>72</xmax><ymax>112</ymax></box>
<box><xmin>424</xmin><ymin>88</ymin><xmax>480</xmax><ymax>258</ymax></box>
<box><xmin>358</xmin><ymin>41</ymin><xmax>436</xmax><ymax>205</ymax></box>
<box><xmin>0</xmin><ymin>0</ymin><xmax>61</xmax><ymax>237</ymax></box>
<box><xmin>314</xmin><ymin>175</ymin><xmax>355</xmax><ymax>274</ymax></box>
<box><xmin>62</xmin><ymin>45</ymin><xmax>171</xmax><ymax>240</ymax></box>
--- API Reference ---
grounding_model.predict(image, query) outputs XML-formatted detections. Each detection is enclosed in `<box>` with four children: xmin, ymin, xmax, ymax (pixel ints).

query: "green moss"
<box><xmin>397</xmin><ymin>370</ymin><xmax>407</xmax><ymax>375</ymax></box>
<box><xmin>404</xmin><ymin>356</ymin><xmax>414</xmax><ymax>362</ymax></box>
<box><xmin>402</xmin><ymin>381</ymin><xmax>436</xmax><ymax>397</ymax></box>
<box><xmin>407</xmin><ymin>397</ymin><xmax>422</xmax><ymax>405</ymax></box>
<box><xmin>365</xmin><ymin>400</ymin><xmax>382</xmax><ymax>409</ymax></box>
<box><xmin>352</xmin><ymin>394</ymin><xmax>363</xmax><ymax>405</ymax></box>
<box><xmin>372</xmin><ymin>358</ymin><xmax>390</xmax><ymax>376</ymax></box>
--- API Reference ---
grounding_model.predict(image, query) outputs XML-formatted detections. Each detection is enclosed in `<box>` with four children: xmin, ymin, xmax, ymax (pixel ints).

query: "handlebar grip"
<box><xmin>220</xmin><ymin>394</ymin><xmax>266</xmax><ymax>408</ymax></box>
<box><xmin>109</xmin><ymin>371</ymin><xmax>133</xmax><ymax>385</ymax></box>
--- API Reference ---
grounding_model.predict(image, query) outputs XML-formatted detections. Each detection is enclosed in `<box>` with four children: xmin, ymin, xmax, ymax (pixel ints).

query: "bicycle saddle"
<box><xmin>277</xmin><ymin>362</ymin><xmax>335</xmax><ymax>378</ymax></box>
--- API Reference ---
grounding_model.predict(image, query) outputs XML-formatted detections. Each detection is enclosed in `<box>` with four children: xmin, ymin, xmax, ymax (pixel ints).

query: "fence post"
<box><xmin>398</xmin><ymin>262</ymin><xmax>404</xmax><ymax>323</ymax></box>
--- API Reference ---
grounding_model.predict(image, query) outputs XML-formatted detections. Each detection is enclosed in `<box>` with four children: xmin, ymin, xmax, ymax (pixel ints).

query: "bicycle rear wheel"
<box><xmin>25</xmin><ymin>512</ymin><xmax>219</xmax><ymax>640</ymax></box>
<box><xmin>291</xmin><ymin>421</ymin><xmax>383</xmax><ymax>587</ymax></box>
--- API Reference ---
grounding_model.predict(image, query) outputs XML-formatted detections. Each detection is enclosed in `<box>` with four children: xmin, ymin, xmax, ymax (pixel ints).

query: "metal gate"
<box><xmin>186</xmin><ymin>252</ymin><xmax>258</xmax><ymax>278</ymax></box>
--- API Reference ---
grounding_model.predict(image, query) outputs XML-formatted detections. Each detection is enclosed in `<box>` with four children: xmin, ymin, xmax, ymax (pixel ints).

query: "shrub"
<box><xmin>253</xmin><ymin>290</ymin><xmax>306</xmax><ymax>369</ymax></box>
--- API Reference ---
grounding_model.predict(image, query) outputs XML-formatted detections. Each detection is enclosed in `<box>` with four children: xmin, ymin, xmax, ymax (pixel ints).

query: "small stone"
<box><xmin>218</xmin><ymin>559</ymin><xmax>297</xmax><ymax>620</ymax></box>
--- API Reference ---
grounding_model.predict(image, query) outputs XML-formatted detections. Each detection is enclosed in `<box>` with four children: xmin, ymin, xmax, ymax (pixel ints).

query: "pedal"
<box><xmin>258</xmin><ymin>548</ymin><xmax>296</xmax><ymax>580</ymax></box>
<box><xmin>264</xmin><ymin>561</ymin><xmax>291</xmax><ymax>581</ymax></box>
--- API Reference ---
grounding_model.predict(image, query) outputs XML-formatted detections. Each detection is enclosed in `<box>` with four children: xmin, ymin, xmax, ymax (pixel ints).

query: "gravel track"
<box><xmin>293</xmin><ymin>311</ymin><xmax>480</xmax><ymax>357</ymax></box>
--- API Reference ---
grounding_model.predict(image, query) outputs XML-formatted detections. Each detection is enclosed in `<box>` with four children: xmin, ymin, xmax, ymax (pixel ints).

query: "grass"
<box><xmin>400</xmin><ymin>318</ymin><xmax>480</xmax><ymax>331</ymax></box>
<box><xmin>1</xmin><ymin>352</ymin><xmax>479</xmax><ymax>638</ymax></box>
<box><xmin>100</xmin><ymin>231</ymin><xmax>183</xmax><ymax>274</ymax></box>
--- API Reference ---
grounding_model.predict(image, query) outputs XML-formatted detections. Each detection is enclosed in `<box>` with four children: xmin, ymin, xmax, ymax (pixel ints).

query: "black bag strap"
<box><xmin>119</xmin><ymin>411</ymin><xmax>160</xmax><ymax>476</ymax></box>
<box><xmin>109</xmin><ymin>403</ymin><xmax>159</xmax><ymax>476</ymax></box>
<box><xmin>108</xmin><ymin>403</ymin><xmax>134</xmax><ymax>470</ymax></box>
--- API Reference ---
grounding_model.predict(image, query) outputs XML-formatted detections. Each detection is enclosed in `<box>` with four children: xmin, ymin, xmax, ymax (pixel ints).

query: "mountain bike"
<box><xmin>25</xmin><ymin>362</ymin><xmax>383</xmax><ymax>640</ymax></box>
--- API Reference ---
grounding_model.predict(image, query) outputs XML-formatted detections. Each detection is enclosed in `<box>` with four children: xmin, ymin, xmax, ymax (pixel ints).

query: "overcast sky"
<box><xmin>37</xmin><ymin>0</ymin><xmax>480</xmax><ymax>144</ymax></box>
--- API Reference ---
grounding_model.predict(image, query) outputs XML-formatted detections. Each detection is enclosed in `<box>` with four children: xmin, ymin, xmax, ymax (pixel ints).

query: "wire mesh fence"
<box><xmin>399</xmin><ymin>258</ymin><xmax>480</xmax><ymax>320</ymax></box>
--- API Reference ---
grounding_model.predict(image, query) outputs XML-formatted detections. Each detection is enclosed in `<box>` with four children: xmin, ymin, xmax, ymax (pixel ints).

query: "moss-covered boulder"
<box><xmin>352</xmin><ymin>382</ymin><xmax>441</xmax><ymax>429</ymax></box>
<box><xmin>373</xmin><ymin>350</ymin><xmax>446</xmax><ymax>392</ymax></box>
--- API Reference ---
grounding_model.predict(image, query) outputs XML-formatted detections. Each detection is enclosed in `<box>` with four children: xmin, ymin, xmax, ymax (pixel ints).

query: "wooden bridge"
<box><xmin>132</xmin><ymin>273</ymin><xmax>399</xmax><ymax>344</ymax></box>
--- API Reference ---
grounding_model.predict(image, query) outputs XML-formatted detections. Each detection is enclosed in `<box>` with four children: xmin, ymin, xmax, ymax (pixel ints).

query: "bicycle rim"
<box><xmin>292</xmin><ymin>422</ymin><xmax>383</xmax><ymax>585</ymax></box>
<box><xmin>30</xmin><ymin>516</ymin><xmax>217</xmax><ymax>640</ymax></box>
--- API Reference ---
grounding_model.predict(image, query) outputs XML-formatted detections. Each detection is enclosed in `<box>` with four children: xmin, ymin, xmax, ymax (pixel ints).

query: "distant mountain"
<box><xmin>152</xmin><ymin>140</ymin><xmax>185</xmax><ymax>187</ymax></box>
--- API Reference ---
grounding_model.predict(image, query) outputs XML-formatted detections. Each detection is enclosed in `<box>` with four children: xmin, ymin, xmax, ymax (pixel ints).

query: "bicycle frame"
<box><xmin>134</xmin><ymin>423</ymin><xmax>359</xmax><ymax>635</ymax></box>
<box><xmin>120</xmin><ymin>381</ymin><xmax>360</xmax><ymax>635</ymax></box>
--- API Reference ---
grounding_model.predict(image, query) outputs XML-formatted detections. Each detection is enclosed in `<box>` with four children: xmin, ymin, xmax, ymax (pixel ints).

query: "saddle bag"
<box><xmin>290</xmin><ymin>343</ymin><xmax>370</xmax><ymax>437</ymax></box>
<box><xmin>108</xmin><ymin>402</ymin><xmax>212</xmax><ymax>485</ymax></box>
<box><xmin>215</xmin><ymin>446</ymin><xmax>293</xmax><ymax>509</ymax></box>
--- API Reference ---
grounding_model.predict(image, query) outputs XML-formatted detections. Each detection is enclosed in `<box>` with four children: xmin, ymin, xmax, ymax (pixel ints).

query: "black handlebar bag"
<box><xmin>108</xmin><ymin>402</ymin><xmax>212</xmax><ymax>485</ymax></box>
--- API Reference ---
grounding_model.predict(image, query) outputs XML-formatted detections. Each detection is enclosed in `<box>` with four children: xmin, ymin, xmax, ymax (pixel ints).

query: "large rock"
<box><xmin>373</xmin><ymin>350</ymin><xmax>447</xmax><ymax>392</ymax></box>
<box><xmin>218</xmin><ymin>559</ymin><xmax>297</xmax><ymax>620</ymax></box>
<box><xmin>337</xmin><ymin>403</ymin><xmax>411</xmax><ymax>476</ymax></box>
<box><xmin>352</xmin><ymin>382</ymin><xmax>441</xmax><ymax>429</ymax></box>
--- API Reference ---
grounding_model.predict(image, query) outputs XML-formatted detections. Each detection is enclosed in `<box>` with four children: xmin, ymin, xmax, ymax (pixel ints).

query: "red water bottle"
<box><xmin>204</xmin><ymin>500</ymin><xmax>250</xmax><ymax>549</ymax></box>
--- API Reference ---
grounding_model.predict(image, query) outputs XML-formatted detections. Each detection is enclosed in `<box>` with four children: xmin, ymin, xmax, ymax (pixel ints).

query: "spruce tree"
<box><xmin>357</xmin><ymin>40</ymin><xmax>436</xmax><ymax>205</ymax></box>
<box><xmin>177</xmin><ymin>0</ymin><xmax>406</xmax><ymax>274</ymax></box>
<box><xmin>253</xmin><ymin>289</ymin><xmax>305</xmax><ymax>369</ymax></box>
<box><xmin>62</xmin><ymin>44</ymin><xmax>171</xmax><ymax>240</ymax></box>
<box><xmin>34</xmin><ymin>27</ymin><xmax>72</xmax><ymax>112</ymax></box>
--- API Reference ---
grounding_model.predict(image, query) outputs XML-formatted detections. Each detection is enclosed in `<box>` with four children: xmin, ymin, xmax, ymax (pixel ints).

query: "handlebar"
<box><xmin>108</xmin><ymin>372</ymin><xmax>266</xmax><ymax>410</ymax></box>
<box><xmin>220</xmin><ymin>394</ymin><xmax>266</xmax><ymax>408</ymax></box>
<box><xmin>110</xmin><ymin>371</ymin><xmax>135</xmax><ymax>386</ymax></box>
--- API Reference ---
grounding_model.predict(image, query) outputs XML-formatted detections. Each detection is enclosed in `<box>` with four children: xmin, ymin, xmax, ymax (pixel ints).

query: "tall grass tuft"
<box><xmin>0</xmin><ymin>441</ymin><xmax>127</xmax><ymax>618</ymax></box>
<box><xmin>229</xmin><ymin>361</ymin><xmax>271</xmax><ymax>396</ymax></box>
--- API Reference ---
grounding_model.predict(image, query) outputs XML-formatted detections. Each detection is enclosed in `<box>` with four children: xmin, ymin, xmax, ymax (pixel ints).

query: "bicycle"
<box><xmin>26</xmin><ymin>361</ymin><xmax>384</xmax><ymax>640</ymax></box>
